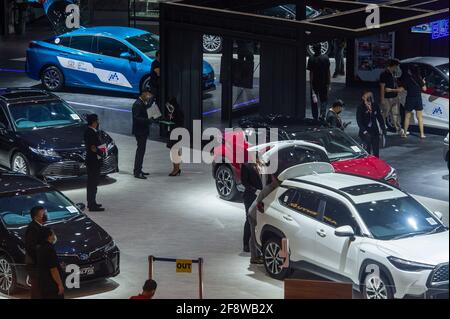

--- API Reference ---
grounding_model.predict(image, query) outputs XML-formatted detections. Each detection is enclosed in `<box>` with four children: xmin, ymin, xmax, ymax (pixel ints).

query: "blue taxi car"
<box><xmin>26</xmin><ymin>26</ymin><xmax>216</xmax><ymax>94</ymax></box>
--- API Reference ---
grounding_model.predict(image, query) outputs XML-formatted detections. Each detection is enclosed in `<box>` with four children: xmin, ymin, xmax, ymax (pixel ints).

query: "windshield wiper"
<box><xmin>427</xmin><ymin>224</ymin><xmax>448</xmax><ymax>235</ymax></box>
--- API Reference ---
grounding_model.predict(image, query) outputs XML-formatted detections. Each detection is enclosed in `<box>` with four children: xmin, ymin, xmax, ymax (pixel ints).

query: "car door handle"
<box><xmin>282</xmin><ymin>215</ymin><xmax>293</xmax><ymax>222</ymax></box>
<box><xmin>317</xmin><ymin>229</ymin><xmax>327</xmax><ymax>238</ymax></box>
<box><xmin>95</xmin><ymin>58</ymin><xmax>104</xmax><ymax>63</ymax></box>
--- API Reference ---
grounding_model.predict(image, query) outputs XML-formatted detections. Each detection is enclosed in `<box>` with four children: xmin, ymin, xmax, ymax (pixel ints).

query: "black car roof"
<box><xmin>0</xmin><ymin>169</ymin><xmax>51</xmax><ymax>196</ymax></box>
<box><xmin>0</xmin><ymin>88</ymin><xmax>59</xmax><ymax>105</ymax></box>
<box><xmin>239</xmin><ymin>115</ymin><xmax>329</xmax><ymax>133</ymax></box>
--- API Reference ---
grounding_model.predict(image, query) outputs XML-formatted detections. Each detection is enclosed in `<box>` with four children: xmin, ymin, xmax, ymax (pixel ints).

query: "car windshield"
<box><xmin>0</xmin><ymin>191</ymin><xmax>80</xmax><ymax>228</ymax></box>
<box><xmin>8</xmin><ymin>101</ymin><xmax>84</xmax><ymax>131</ymax></box>
<box><xmin>356</xmin><ymin>197</ymin><xmax>445</xmax><ymax>240</ymax></box>
<box><xmin>437</xmin><ymin>63</ymin><xmax>449</xmax><ymax>79</ymax></box>
<box><xmin>289</xmin><ymin>129</ymin><xmax>367</xmax><ymax>161</ymax></box>
<box><xmin>126</xmin><ymin>33</ymin><xmax>159</xmax><ymax>57</ymax></box>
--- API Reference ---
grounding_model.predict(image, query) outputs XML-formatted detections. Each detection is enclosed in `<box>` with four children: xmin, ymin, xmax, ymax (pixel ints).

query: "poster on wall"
<box><xmin>354</xmin><ymin>32</ymin><xmax>395</xmax><ymax>82</ymax></box>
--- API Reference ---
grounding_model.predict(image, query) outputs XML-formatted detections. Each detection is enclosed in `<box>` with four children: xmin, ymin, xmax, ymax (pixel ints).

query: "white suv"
<box><xmin>255</xmin><ymin>163</ymin><xmax>449</xmax><ymax>299</ymax></box>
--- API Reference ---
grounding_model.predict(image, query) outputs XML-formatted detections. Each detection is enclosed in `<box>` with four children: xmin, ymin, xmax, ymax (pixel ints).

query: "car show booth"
<box><xmin>158</xmin><ymin>0</ymin><xmax>448</xmax><ymax>134</ymax></box>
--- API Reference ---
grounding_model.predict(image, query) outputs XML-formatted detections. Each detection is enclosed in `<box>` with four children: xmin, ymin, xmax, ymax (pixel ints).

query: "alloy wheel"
<box><xmin>307</xmin><ymin>41</ymin><xmax>330</xmax><ymax>56</ymax></box>
<box><xmin>365</xmin><ymin>276</ymin><xmax>389</xmax><ymax>299</ymax></box>
<box><xmin>0</xmin><ymin>258</ymin><xmax>13</xmax><ymax>293</ymax></box>
<box><xmin>203</xmin><ymin>35</ymin><xmax>222</xmax><ymax>53</ymax></box>
<box><xmin>264</xmin><ymin>242</ymin><xmax>284</xmax><ymax>275</ymax></box>
<box><xmin>12</xmin><ymin>155</ymin><xmax>28</xmax><ymax>174</ymax></box>
<box><xmin>216</xmin><ymin>168</ymin><xmax>233</xmax><ymax>197</ymax></box>
<box><xmin>43</xmin><ymin>69</ymin><xmax>61</xmax><ymax>90</ymax></box>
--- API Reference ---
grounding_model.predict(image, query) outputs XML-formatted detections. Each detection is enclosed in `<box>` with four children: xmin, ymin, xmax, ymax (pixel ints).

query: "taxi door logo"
<box><xmin>432</xmin><ymin>106</ymin><xmax>443</xmax><ymax>117</ymax></box>
<box><xmin>176</xmin><ymin>259</ymin><xmax>193</xmax><ymax>273</ymax></box>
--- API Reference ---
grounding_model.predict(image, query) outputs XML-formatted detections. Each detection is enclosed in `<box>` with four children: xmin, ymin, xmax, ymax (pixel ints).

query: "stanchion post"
<box><xmin>148</xmin><ymin>255</ymin><xmax>154</xmax><ymax>280</ymax></box>
<box><xmin>198</xmin><ymin>258</ymin><xmax>204</xmax><ymax>299</ymax></box>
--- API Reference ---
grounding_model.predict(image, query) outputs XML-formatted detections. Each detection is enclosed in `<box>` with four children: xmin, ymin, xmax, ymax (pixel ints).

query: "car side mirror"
<box><xmin>434</xmin><ymin>211</ymin><xmax>443</xmax><ymax>221</ymax></box>
<box><xmin>121</xmin><ymin>52</ymin><xmax>139</xmax><ymax>61</ymax></box>
<box><xmin>335</xmin><ymin>225</ymin><xmax>355</xmax><ymax>238</ymax></box>
<box><xmin>76</xmin><ymin>203</ymin><xmax>86</xmax><ymax>212</ymax></box>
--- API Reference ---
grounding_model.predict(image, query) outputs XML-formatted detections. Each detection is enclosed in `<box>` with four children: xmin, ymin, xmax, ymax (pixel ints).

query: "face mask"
<box><xmin>52</xmin><ymin>235</ymin><xmax>58</xmax><ymax>245</ymax></box>
<box><xmin>42</xmin><ymin>213</ymin><xmax>48</xmax><ymax>224</ymax></box>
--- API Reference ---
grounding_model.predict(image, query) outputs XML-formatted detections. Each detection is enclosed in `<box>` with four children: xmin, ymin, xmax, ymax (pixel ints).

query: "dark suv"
<box><xmin>0</xmin><ymin>88</ymin><xmax>118</xmax><ymax>179</ymax></box>
<box><xmin>0</xmin><ymin>168</ymin><xmax>120</xmax><ymax>295</ymax></box>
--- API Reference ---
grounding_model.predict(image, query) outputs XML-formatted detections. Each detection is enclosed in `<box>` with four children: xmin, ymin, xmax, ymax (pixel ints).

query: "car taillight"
<box><xmin>257</xmin><ymin>202</ymin><xmax>265</xmax><ymax>213</ymax></box>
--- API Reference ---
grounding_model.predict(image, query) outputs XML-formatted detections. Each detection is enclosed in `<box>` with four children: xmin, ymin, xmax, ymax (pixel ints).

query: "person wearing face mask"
<box><xmin>25</xmin><ymin>206</ymin><xmax>48</xmax><ymax>299</ymax></box>
<box><xmin>84</xmin><ymin>114</ymin><xmax>105</xmax><ymax>212</ymax></box>
<box><xmin>357</xmin><ymin>90</ymin><xmax>387</xmax><ymax>158</ymax></box>
<box><xmin>37</xmin><ymin>227</ymin><xmax>64</xmax><ymax>299</ymax></box>
<box><xmin>132</xmin><ymin>91</ymin><xmax>154</xmax><ymax>179</ymax></box>
<box><xmin>326</xmin><ymin>99</ymin><xmax>350</xmax><ymax>130</ymax></box>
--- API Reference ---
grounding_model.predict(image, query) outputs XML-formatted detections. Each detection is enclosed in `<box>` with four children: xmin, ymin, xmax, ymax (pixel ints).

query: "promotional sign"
<box><xmin>354</xmin><ymin>32</ymin><xmax>395</xmax><ymax>82</ymax></box>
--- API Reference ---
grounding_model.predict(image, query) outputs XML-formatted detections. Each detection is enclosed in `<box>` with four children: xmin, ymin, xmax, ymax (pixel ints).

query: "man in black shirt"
<box><xmin>241</xmin><ymin>162</ymin><xmax>262</xmax><ymax>253</ymax></box>
<box><xmin>149</xmin><ymin>51</ymin><xmax>161</xmax><ymax>105</ymax></box>
<box><xmin>37</xmin><ymin>227</ymin><xmax>64</xmax><ymax>299</ymax></box>
<box><xmin>132</xmin><ymin>92</ymin><xmax>154</xmax><ymax>179</ymax></box>
<box><xmin>25</xmin><ymin>206</ymin><xmax>47</xmax><ymax>299</ymax></box>
<box><xmin>307</xmin><ymin>43</ymin><xmax>331</xmax><ymax>120</ymax></box>
<box><xmin>379</xmin><ymin>59</ymin><xmax>404</xmax><ymax>134</ymax></box>
<box><xmin>84</xmin><ymin>114</ymin><xmax>105</xmax><ymax>212</ymax></box>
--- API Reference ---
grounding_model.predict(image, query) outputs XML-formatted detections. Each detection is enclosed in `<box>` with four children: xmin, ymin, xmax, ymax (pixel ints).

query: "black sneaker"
<box><xmin>89</xmin><ymin>207</ymin><xmax>105</xmax><ymax>212</ymax></box>
<box><xmin>134</xmin><ymin>173</ymin><xmax>147</xmax><ymax>179</ymax></box>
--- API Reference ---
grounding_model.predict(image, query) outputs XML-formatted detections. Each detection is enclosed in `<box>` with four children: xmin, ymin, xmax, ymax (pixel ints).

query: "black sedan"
<box><xmin>0</xmin><ymin>169</ymin><xmax>120</xmax><ymax>295</ymax></box>
<box><xmin>0</xmin><ymin>88</ymin><xmax>118</xmax><ymax>179</ymax></box>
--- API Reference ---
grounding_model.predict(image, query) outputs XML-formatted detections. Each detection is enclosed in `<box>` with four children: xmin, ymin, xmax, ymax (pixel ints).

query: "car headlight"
<box><xmin>29</xmin><ymin>147</ymin><xmax>60</xmax><ymax>158</ymax></box>
<box><xmin>384</xmin><ymin>167</ymin><xmax>398</xmax><ymax>182</ymax></box>
<box><xmin>387</xmin><ymin>256</ymin><xmax>435</xmax><ymax>272</ymax></box>
<box><xmin>105</xmin><ymin>240</ymin><xmax>116</xmax><ymax>252</ymax></box>
<box><xmin>107</xmin><ymin>141</ymin><xmax>116</xmax><ymax>151</ymax></box>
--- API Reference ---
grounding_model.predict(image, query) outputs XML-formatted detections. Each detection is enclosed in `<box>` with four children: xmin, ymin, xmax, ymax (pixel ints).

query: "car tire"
<box><xmin>11</xmin><ymin>152</ymin><xmax>31</xmax><ymax>175</ymax></box>
<box><xmin>307</xmin><ymin>41</ymin><xmax>332</xmax><ymax>57</ymax></box>
<box><xmin>0</xmin><ymin>255</ymin><xmax>18</xmax><ymax>295</ymax></box>
<box><xmin>203</xmin><ymin>35</ymin><xmax>223</xmax><ymax>54</ymax></box>
<box><xmin>141</xmin><ymin>75</ymin><xmax>151</xmax><ymax>93</ymax></box>
<box><xmin>362</xmin><ymin>271</ymin><xmax>394</xmax><ymax>299</ymax></box>
<box><xmin>215</xmin><ymin>165</ymin><xmax>239</xmax><ymax>201</ymax></box>
<box><xmin>262</xmin><ymin>237</ymin><xmax>291</xmax><ymax>280</ymax></box>
<box><xmin>41</xmin><ymin>66</ymin><xmax>64</xmax><ymax>92</ymax></box>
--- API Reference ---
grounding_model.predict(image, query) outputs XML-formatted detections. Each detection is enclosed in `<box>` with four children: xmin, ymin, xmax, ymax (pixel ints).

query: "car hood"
<box><xmin>12</xmin><ymin>215</ymin><xmax>111</xmax><ymax>256</ymax></box>
<box><xmin>377</xmin><ymin>231</ymin><xmax>449</xmax><ymax>266</ymax></box>
<box><xmin>332</xmin><ymin>155</ymin><xmax>391</xmax><ymax>180</ymax></box>
<box><xmin>16</xmin><ymin>124</ymin><xmax>112</xmax><ymax>150</ymax></box>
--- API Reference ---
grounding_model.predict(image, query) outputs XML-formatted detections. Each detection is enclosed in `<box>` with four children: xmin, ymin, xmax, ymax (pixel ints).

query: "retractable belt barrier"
<box><xmin>148</xmin><ymin>256</ymin><xmax>204</xmax><ymax>299</ymax></box>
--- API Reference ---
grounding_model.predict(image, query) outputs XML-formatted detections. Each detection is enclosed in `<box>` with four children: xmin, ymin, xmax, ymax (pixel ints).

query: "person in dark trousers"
<box><xmin>84</xmin><ymin>114</ymin><xmax>105</xmax><ymax>212</ymax></box>
<box><xmin>241</xmin><ymin>162</ymin><xmax>263</xmax><ymax>253</ymax></box>
<box><xmin>401</xmin><ymin>65</ymin><xmax>427</xmax><ymax>139</ymax></box>
<box><xmin>132</xmin><ymin>91</ymin><xmax>154</xmax><ymax>179</ymax></box>
<box><xmin>333</xmin><ymin>38</ymin><xmax>346</xmax><ymax>78</ymax></box>
<box><xmin>25</xmin><ymin>206</ymin><xmax>47</xmax><ymax>299</ymax></box>
<box><xmin>379</xmin><ymin>58</ymin><xmax>405</xmax><ymax>135</ymax></box>
<box><xmin>130</xmin><ymin>279</ymin><xmax>157</xmax><ymax>299</ymax></box>
<box><xmin>307</xmin><ymin>43</ymin><xmax>331</xmax><ymax>120</ymax></box>
<box><xmin>36</xmin><ymin>227</ymin><xmax>64</xmax><ymax>299</ymax></box>
<box><xmin>326</xmin><ymin>99</ymin><xmax>350</xmax><ymax>130</ymax></box>
<box><xmin>149</xmin><ymin>51</ymin><xmax>161</xmax><ymax>105</ymax></box>
<box><xmin>165</xmin><ymin>97</ymin><xmax>184</xmax><ymax>176</ymax></box>
<box><xmin>357</xmin><ymin>90</ymin><xmax>387</xmax><ymax>158</ymax></box>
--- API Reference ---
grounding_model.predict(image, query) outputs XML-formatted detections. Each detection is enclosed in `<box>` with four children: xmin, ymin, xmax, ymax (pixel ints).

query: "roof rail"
<box><xmin>279</xmin><ymin>162</ymin><xmax>335</xmax><ymax>181</ymax></box>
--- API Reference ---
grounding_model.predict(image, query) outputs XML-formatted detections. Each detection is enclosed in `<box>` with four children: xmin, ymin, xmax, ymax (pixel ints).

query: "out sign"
<box><xmin>176</xmin><ymin>259</ymin><xmax>193</xmax><ymax>273</ymax></box>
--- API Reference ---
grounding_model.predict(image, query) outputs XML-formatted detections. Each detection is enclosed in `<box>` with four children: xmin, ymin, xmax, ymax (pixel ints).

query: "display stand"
<box><xmin>148</xmin><ymin>256</ymin><xmax>204</xmax><ymax>299</ymax></box>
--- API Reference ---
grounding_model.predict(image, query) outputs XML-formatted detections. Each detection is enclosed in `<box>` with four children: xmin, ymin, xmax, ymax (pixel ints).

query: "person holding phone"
<box><xmin>357</xmin><ymin>90</ymin><xmax>387</xmax><ymax>158</ymax></box>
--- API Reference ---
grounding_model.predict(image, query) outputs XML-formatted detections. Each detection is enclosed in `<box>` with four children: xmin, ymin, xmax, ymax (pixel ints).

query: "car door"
<box><xmin>314</xmin><ymin>195</ymin><xmax>362</xmax><ymax>280</ymax></box>
<box><xmin>419</xmin><ymin>64</ymin><xmax>449</xmax><ymax>129</ymax></box>
<box><xmin>59</xmin><ymin>35</ymin><xmax>99</xmax><ymax>87</ymax></box>
<box><xmin>0</xmin><ymin>106</ymin><xmax>15</xmax><ymax>166</ymax></box>
<box><xmin>275</xmin><ymin>187</ymin><xmax>322</xmax><ymax>263</ymax></box>
<box><xmin>92</xmin><ymin>36</ymin><xmax>138</xmax><ymax>92</ymax></box>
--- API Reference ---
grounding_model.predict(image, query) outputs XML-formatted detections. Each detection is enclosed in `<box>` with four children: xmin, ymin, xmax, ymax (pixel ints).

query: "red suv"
<box><xmin>213</xmin><ymin>118</ymin><xmax>398</xmax><ymax>200</ymax></box>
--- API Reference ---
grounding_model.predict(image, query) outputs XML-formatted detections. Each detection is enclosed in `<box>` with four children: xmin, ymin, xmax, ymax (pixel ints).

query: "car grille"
<box><xmin>100</xmin><ymin>154</ymin><xmax>118</xmax><ymax>174</ymax></box>
<box><xmin>430</xmin><ymin>264</ymin><xmax>449</xmax><ymax>286</ymax></box>
<box><xmin>58</xmin><ymin>149</ymin><xmax>86</xmax><ymax>162</ymax></box>
<box><xmin>42</xmin><ymin>161</ymin><xmax>86</xmax><ymax>177</ymax></box>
